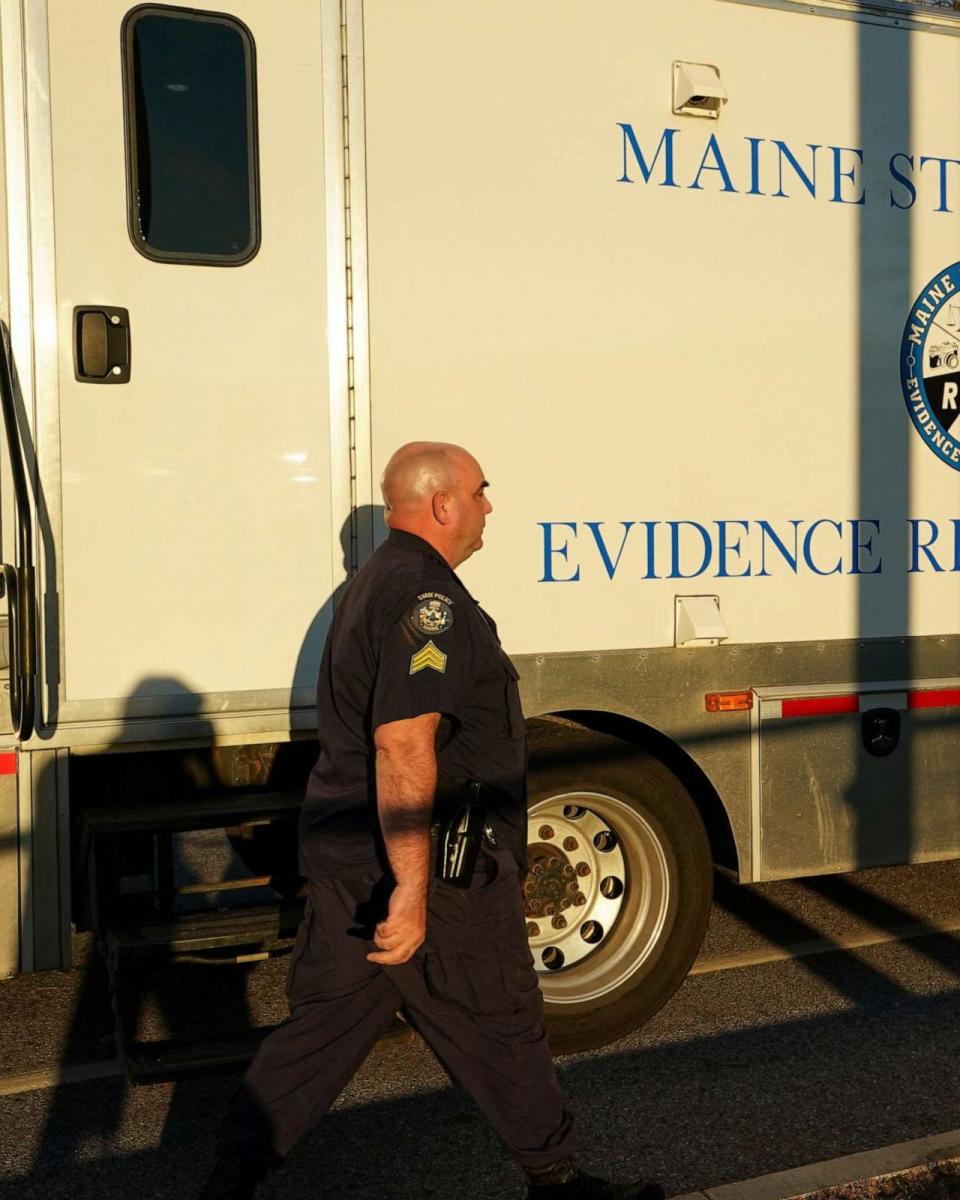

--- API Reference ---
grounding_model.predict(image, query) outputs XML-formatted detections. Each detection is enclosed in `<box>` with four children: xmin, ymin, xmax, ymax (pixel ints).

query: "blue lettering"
<box><xmin>715</xmin><ymin>520</ymin><xmax>751</xmax><ymax>578</ymax></box>
<box><xmin>539</xmin><ymin>521</ymin><xmax>581</xmax><ymax>582</ymax></box>
<box><xmin>802</xmin><ymin>519</ymin><xmax>843</xmax><ymax>576</ymax></box>
<box><xmin>908</xmin><ymin>519</ymin><xmax>944</xmax><ymax>573</ymax></box>
<box><xmin>830</xmin><ymin>146</ymin><xmax>865</xmax><ymax>206</ymax></box>
<box><xmin>773</xmin><ymin>141</ymin><xmax>820</xmax><ymax>199</ymax></box>
<box><xmin>641</xmin><ymin>520</ymin><xmax>660</xmax><ymax>580</ymax></box>
<box><xmin>848</xmin><ymin>519</ymin><xmax>882</xmax><ymax>575</ymax></box>
<box><xmin>585</xmin><ymin>521</ymin><xmax>635</xmax><ymax>579</ymax></box>
<box><xmin>617</xmin><ymin>125</ymin><xmax>679</xmax><ymax>186</ymax></box>
<box><xmin>745</xmin><ymin>137</ymin><xmax>765</xmax><ymax>196</ymax></box>
<box><xmin>889</xmin><ymin>153</ymin><xmax>916</xmax><ymax>210</ymax></box>
<box><xmin>668</xmin><ymin>521</ymin><xmax>712</xmax><ymax>579</ymax></box>
<box><xmin>689</xmin><ymin>134</ymin><xmax>738</xmax><ymax>193</ymax></box>
<box><xmin>920</xmin><ymin>156</ymin><xmax>960</xmax><ymax>214</ymax></box>
<box><xmin>756</xmin><ymin>520</ymin><xmax>801</xmax><ymax>576</ymax></box>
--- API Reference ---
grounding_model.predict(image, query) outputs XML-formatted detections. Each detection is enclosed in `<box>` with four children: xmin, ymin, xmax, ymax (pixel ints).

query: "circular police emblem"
<box><xmin>900</xmin><ymin>263</ymin><xmax>960</xmax><ymax>471</ymax></box>
<box><xmin>410</xmin><ymin>596</ymin><xmax>454</xmax><ymax>636</ymax></box>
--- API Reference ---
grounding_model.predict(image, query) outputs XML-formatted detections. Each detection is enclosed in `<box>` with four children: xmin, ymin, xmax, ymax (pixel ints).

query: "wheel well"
<box><xmin>527</xmin><ymin>709</ymin><xmax>740</xmax><ymax>877</ymax></box>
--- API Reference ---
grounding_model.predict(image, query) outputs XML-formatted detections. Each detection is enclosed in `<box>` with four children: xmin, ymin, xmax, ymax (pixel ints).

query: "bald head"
<box><xmin>381</xmin><ymin>441</ymin><xmax>492</xmax><ymax>568</ymax></box>
<box><xmin>381</xmin><ymin>442</ymin><xmax>465</xmax><ymax>516</ymax></box>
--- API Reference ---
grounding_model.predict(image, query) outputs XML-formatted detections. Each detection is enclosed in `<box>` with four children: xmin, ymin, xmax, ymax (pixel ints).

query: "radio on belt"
<box><xmin>437</xmin><ymin>779</ymin><xmax>488</xmax><ymax>888</ymax></box>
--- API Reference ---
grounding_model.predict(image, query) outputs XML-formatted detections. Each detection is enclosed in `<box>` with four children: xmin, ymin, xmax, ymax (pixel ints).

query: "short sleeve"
<box><xmin>371</xmin><ymin>590</ymin><xmax>469</xmax><ymax>730</ymax></box>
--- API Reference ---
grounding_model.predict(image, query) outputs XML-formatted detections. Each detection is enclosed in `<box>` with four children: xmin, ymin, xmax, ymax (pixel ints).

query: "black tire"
<box><xmin>525</xmin><ymin>726</ymin><xmax>712</xmax><ymax>1054</ymax></box>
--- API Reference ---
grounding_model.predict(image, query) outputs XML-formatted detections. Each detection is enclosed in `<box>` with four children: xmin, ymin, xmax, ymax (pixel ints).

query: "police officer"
<box><xmin>200</xmin><ymin>443</ymin><xmax>663</xmax><ymax>1200</ymax></box>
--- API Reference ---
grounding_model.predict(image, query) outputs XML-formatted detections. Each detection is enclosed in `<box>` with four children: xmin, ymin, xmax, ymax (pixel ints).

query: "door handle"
<box><xmin>73</xmin><ymin>306</ymin><xmax>131</xmax><ymax>383</ymax></box>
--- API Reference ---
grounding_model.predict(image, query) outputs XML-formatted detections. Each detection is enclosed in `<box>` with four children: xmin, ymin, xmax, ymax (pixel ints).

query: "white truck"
<box><xmin>1</xmin><ymin>0</ymin><xmax>958</xmax><ymax>1072</ymax></box>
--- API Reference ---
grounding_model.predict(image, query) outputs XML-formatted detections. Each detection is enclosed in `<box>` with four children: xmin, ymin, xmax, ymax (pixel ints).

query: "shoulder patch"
<box><xmin>410</xmin><ymin>640</ymin><xmax>447</xmax><ymax>675</ymax></box>
<box><xmin>410</xmin><ymin>593</ymin><xmax>454</xmax><ymax>636</ymax></box>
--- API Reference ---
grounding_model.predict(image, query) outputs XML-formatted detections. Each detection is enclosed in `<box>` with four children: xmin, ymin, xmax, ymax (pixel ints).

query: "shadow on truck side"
<box><xmin>20</xmin><ymin>507</ymin><xmax>388</xmax><ymax>1178</ymax></box>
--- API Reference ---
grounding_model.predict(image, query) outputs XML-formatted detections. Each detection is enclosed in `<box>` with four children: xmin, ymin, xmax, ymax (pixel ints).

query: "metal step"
<box><xmin>106</xmin><ymin>900</ymin><xmax>303</xmax><ymax>961</ymax></box>
<box><xmin>106</xmin><ymin>902</ymin><xmax>303</xmax><ymax>1083</ymax></box>
<box><xmin>79</xmin><ymin>787</ymin><xmax>306</xmax><ymax>1083</ymax></box>
<box><xmin>80</xmin><ymin>787</ymin><xmax>302</xmax><ymax>842</ymax></box>
<box><xmin>79</xmin><ymin>790</ymin><xmax>303</xmax><ymax>927</ymax></box>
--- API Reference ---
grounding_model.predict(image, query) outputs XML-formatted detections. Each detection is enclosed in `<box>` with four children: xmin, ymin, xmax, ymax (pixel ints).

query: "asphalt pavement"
<box><xmin>1</xmin><ymin>858</ymin><xmax>959</xmax><ymax>1200</ymax></box>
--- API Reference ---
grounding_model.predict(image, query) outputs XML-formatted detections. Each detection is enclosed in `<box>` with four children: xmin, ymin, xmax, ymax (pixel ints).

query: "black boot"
<box><xmin>526</xmin><ymin>1160</ymin><xmax>665</xmax><ymax>1200</ymax></box>
<box><xmin>196</xmin><ymin>1156</ymin><xmax>266</xmax><ymax>1200</ymax></box>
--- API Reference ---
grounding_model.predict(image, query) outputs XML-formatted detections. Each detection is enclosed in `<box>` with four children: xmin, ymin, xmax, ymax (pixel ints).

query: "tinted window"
<box><xmin>123</xmin><ymin>7</ymin><xmax>259</xmax><ymax>264</ymax></box>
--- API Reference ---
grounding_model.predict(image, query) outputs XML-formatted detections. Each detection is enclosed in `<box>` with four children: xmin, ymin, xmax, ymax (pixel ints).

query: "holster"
<box><xmin>433</xmin><ymin>779</ymin><xmax>488</xmax><ymax>888</ymax></box>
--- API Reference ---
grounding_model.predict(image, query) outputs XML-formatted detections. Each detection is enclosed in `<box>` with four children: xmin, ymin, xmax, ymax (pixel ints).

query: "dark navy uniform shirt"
<box><xmin>299</xmin><ymin>529</ymin><xmax>527</xmax><ymax>879</ymax></box>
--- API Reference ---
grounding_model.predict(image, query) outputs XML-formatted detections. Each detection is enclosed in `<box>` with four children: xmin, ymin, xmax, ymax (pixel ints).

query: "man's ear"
<box><xmin>432</xmin><ymin>491</ymin><xmax>450</xmax><ymax>524</ymax></box>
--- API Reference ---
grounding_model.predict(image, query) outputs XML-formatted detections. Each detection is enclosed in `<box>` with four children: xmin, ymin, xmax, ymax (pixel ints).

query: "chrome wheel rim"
<box><xmin>525</xmin><ymin>791</ymin><xmax>670</xmax><ymax>1005</ymax></box>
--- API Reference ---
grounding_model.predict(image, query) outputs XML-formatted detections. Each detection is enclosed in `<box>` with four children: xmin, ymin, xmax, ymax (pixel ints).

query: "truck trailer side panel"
<box><xmin>357</xmin><ymin>0</ymin><xmax>960</xmax><ymax>879</ymax></box>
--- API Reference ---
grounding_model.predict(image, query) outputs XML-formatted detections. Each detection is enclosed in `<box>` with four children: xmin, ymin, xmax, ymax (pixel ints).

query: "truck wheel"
<box><xmin>525</xmin><ymin>728</ymin><xmax>712</xmax><ymax>1054</ymax></box>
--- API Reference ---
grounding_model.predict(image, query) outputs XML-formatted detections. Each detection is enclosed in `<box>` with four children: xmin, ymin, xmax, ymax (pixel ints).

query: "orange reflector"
<box><xmin>705</xmin><ymin>691</ymin><xmax>754</xmax><ymax>713</ymax></box>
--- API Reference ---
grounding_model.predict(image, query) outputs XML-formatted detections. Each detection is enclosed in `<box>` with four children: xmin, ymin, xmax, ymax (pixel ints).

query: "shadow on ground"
<box><xmin>3</xmin><ymin>932</ymin><xmax>959</xmax><ymax>1200</ymax></box>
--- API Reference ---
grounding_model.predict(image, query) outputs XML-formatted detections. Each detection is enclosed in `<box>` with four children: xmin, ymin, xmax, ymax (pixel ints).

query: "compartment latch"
<box><xmin>861</xmin><ymin>707</ymin><xmax>900</xmax><ymax>758</ymax></box>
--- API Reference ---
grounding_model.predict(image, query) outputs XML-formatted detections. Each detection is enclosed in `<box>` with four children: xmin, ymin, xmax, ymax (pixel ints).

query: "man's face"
<box><xmin>448</xmin><ymin>453</ymin><xmax>492</xmax><ymax>565</ymax></box>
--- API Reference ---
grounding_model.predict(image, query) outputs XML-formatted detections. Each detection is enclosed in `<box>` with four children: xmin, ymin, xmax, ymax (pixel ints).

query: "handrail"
<box><xmin>0</xmin><ymin>321</ymin><xmax>36</xmax><ymax>740</ymax></box>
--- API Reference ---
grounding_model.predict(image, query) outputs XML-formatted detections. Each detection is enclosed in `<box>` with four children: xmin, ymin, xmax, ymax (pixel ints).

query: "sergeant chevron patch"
<box><xmin>409</xmin><ymin>640</ymin><xmax>447</xmax><ymax>675</ymax></box>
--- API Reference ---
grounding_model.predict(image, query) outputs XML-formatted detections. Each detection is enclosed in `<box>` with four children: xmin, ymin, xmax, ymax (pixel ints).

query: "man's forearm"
<box><xmin>375</xmin><ymin>742</ymin><xmax>436</xmax><ymax>890</ymax></box>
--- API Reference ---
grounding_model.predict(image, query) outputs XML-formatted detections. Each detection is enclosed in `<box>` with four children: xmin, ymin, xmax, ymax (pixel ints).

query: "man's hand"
<box><xmin>366</xmin><ymin>881</ymin><xmax>427</xmax><ymax>965</ymax></box>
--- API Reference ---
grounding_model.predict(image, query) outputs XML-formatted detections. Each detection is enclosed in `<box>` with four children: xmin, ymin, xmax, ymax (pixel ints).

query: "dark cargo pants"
<box><xmin>220</xmin><ymin>841</ymin><xmax>576</xmax><ymax>1171</ymax></box>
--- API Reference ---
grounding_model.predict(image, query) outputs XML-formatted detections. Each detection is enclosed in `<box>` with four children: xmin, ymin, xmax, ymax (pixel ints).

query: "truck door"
<box><xmin>43</xmin><ymin>1</ymin><xmax>340</xmax><ymax>720</ymax></box>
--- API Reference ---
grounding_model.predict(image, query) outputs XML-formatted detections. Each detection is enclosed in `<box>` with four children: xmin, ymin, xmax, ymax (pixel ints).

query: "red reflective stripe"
<box><xmin>908</xmin><ymin>688</ymin><xmax>960</xmax><ymax>710</ymax></box>
<box><xmin>780</xmin><ymin>695</ymin><xmax>858</xmax><ymax>718</ymax></box>
<box><xmin>0</xmin><ymin>753</ymin><xmax>16</xmax><ymax>775</ymax></box>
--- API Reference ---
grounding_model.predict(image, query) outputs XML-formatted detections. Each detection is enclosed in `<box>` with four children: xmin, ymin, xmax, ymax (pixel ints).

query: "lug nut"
<box><xmin>532</xmin><ymin>863</ymin><xmax>544</xmax><ymax>876</ymax></box>
<box><xmin>549</xmin><ymin>857</ymin><xmax>560</xmax><ymax>869</ymax></box>
<box><xmin>538</xmin><ymin>825</ymin><xmax>554</xmax><ymax>840</ymax></box>
<box><xmin>562</xmin><ymin>864</ymin><xmax>575</xmax><ymax>878</ymax></box>
<box><xmin>576</xmin><ymin>862</ymin><xmax>591</xmax><ymax>877</ymax></box>
<box><xmin>561</xmin><ymin>897</ymin><xmax>571</xmax><ymax>910</ymax></box>
<box><xmin>552</xmin><ymin>915</ymin><xmax>567</xmax><ymax>930</ymax></box>
<box><xmin>545</xmin><ymin>903</ymin><xmax>557</xmax><ymax>916</ymax></box>
<box><xmin>563</xmin><ymin>837</ymin><xmax>579</xmax><ymax>851</ymax></box>
<box><xmin>527</xmin><ymin>922</ymin><xmax>540</xmax><ymax>937</ymax></box>
<box><xmin>574</xmin><ymin>893</ymin><xmax>587</xmax><ymax>906</ymax></box>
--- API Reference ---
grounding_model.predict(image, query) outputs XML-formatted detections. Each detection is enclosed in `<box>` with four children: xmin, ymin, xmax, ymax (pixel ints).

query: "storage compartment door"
<box><xmin>756</xmin><ymin>683</ymin><xmax>960</xmax><ymax>879</ymax></box>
